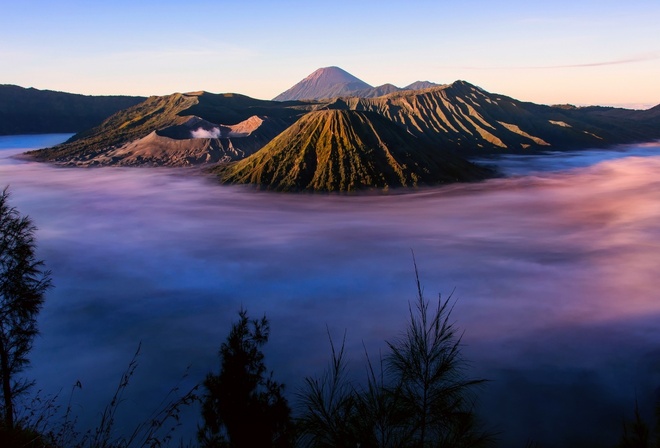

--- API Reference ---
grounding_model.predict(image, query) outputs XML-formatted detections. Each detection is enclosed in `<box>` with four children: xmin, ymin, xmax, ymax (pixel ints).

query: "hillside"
<box><xmin>214</xmin><ymin>110</ymin><xmax>492</xmax><ymax>192</ymax></box>
<box><xmin>82</xmin><ymin>116</ymin><xmax>291</xmax><ymax>166</ymax></box>
<box><xmin>26</xmin><ymin>92</ymin><xmax>305</xmax><ymax>166</ymax></box>
<box><xmin>330</xmin><ymin>81</ymin><xmax>660</xmax><ymax>153</ymax></box>
<box><xmin>404</xmin><ymin>81</ymin><xmax>440</xmax><ymax>90</ymax></box>
<box><xmin>0</xmin><ymin>84</ymin><xmax>144</xmax><ymax>135</ymax></box>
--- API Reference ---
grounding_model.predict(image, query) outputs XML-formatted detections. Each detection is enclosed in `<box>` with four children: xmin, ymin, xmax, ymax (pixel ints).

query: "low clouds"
<box><xmin>3</xmin><ymin>136</ymin><xmax>660</xmax><ymax>446</ymax></box>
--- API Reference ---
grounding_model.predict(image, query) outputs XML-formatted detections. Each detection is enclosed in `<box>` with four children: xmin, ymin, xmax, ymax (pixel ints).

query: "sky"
<box><xmin>1</xmin><ymin>0</ymin><xmax>659</xmax><ymax>108</ymax></box>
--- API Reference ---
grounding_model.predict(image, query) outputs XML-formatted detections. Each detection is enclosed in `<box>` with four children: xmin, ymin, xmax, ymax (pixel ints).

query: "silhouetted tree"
<box><xmin>297</xmin><ymin>331</ymin><xmax>360</xmax><ymax>448</ymax></box>
<box><xmin>298</xmin><ymin>335</ymin><xmax>412</xmax><ymax>448</ymax></box>
<box><xmin>617</xmin><ymin>397</ymin><xmax>660</xmax><ymax>448</ymax></box>
<box><xmin>0</xmin><ymin>187</ymin><xmax>52</xmax><ymax>430</ymax></box>
<box><xmin>386</xmin><ymin>260</ymin><xmax>489</xmax><ymax>447</ymax></box>
<box><xmin>199</xmin><ymin>308</ymin><xmax>293</xmax><ymax>447</ymax></box>
<box><xmin>351</xmin><ymin>349</ymin><xmax>409</xmax><ymax>447</ymax></box>
<box><xmin>297</xmin><ymin>259</ymin><xmax>490</xmax><ymax>447</ymax></box>
<box><xmin>618</xmin><ymin>401</ymin><xmax>650</xmax><ymax>448</ymax></box>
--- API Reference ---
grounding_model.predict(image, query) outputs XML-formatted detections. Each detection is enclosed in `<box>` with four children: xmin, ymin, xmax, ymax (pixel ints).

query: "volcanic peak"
<box><xmin>273</xmin><ymin>66</ymin><xmax>372</xmax><ymax>102</ymax></box>
<box><xmin>215</xmin><ymin>109</ymin><xmax>491</xmax><ymax>192</ymax></box>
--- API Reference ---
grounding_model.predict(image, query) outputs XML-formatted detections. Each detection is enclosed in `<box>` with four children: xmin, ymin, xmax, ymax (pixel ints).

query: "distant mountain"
<box><xmin>404</xmin><ymin>81</ymin><xmax>440</xmax><ymax>90</ymax></box>
<box><xmin>273</xmin><ymin>67</ymin><xmax>443</xmax><ymax>101</ymax></box>
<box><xmin>25</xmin><ymin>68</ymin><xmax>660</xmax><ymax>191</ymax></box>
<box><xmin>214</xmin><ymin>110</ymin><xmax>491</xmax><ymax>192</ymax></box>
<box><xmin>272</xmin><ymin>66</ymin><xmax>372</xmax><ymax>101</ymax></box>
<box><xmin>0</xmin><ymin>84</ymin><xmax>144</xmax><ymax>135</ymax></box>
<box><xmin>353</xmin><ymin>83</ymin><xmax>402</xmax><ymax>98</ymax></box>
<box><xmin>352</xmin><ymin>81</ymin><xmax>442</xmax><ymax>99</ymax></box>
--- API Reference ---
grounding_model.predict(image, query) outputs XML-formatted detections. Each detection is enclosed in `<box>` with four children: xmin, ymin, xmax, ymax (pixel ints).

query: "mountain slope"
<box><xmin>84</xmin><ymin>116</ymin><xmax>290</xmax><ymax>166</ymax></box>
<box><xmin>330</xmin><ymin>81</ymin><xmax>660</xmax><ymax>153</ymax></box>
<box><xmin>273</xmin><ymin>67</ymin><xmax>372</xmax><ymax>101</ymax></box>
<box><xmin>353</xmin><ymin>83</ymin><xmax>402</xmax><ymax>98</ymax></box>
<box><xmin>0</xmin><ymin>84</ymin><xmax>144</xmax><ymax>135</ymax></box>
<box><xmin>27</xmin><ymin>93</ymin><xmax>199</xmax><ymax>162</ymax></box>
<box><xmin>215</xmin><ymin>110</ymin><xmax>491</xmax><ymax>192</ymax></box>
<box><xmin>26</xmin><ymin>92</ymin><xmax>305</xmax><ymax>165</ymax></box>
<box><xmin>404</xmin><ymin>81</ymin><xmax>440</xmax><ymax>90</ymax></box>
<box><xmin>273</xmin><ymin>68</ymin><xmax>443</xmax><ymax>101</ymax></box>
<box><xmin>25</xmin><ymin>71</ymin><xmax>660</xmax><ymax>186</ymax></box>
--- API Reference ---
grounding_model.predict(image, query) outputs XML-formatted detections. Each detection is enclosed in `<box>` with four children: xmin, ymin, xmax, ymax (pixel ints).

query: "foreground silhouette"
<box><xmin>199</xmin><ymin>308</ymin><xmax>294</xmax><ymax>447</ymax></box>
<box><xmin>297</xmin><ymin>261</ymin><xmax>492</xmax><ymax>447</ymax></box>
<box><xmin>2</xmin><ymin>256</ymin><xmax>496</xmax><ymax>447</ymax></box>
<box><xmin>0</xmin><ymin>187</ymin><xmax>52</xmax><ymax>434</ymax></box>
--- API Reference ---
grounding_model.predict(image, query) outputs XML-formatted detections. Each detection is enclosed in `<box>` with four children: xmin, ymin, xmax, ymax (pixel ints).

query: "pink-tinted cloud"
<box><xmin>451</xmin><ymin>53</ymin><xmax>659</xmax><ymax>70</ymax></box>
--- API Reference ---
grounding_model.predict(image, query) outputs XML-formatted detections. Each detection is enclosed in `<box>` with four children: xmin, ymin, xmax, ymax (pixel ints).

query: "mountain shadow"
<box><xmin>0</xmin><ymin>84</ymin><xmax>144</xmax><ymax>135</ymax></box>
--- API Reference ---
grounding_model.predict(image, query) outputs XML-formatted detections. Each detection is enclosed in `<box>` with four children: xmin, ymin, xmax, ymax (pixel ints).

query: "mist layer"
<box><xmin>2</xmin><ymin>136</ymin><xmax>660</xmax><ymax>446</ymax></box>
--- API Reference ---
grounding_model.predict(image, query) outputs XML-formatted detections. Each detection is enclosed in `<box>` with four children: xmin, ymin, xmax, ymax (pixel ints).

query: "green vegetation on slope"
<box><xmin>25</xmin><ymin>93</ymin><xmax>200</xmax><ymax>163</ymax></box>
<box><xmin>25</xmin><ymin>92</ymin><xmax>309</xmax><ymax>165</ymax></box>
<box><xmin>215</xmin><ymin>110</ymin><xmax>492</xmax><ymax>192</ymax></box>
<box><xmin>0</xmin><ymin>84</ymin><xmax>144</xmax><ymax>135</ymax></box>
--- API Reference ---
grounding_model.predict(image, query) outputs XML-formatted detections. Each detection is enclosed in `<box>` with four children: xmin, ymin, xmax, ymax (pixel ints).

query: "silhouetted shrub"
<box><xmin>199</xmin><ymin>308</ymin><xmax>294</xmax><ymax>447</ymax></box>
<box><xmin>0</xmin><ymin>186</ymin><xmax>52</xmax><ymax>430</ymax></box>
<box><xmin>297</xmin><ymin>259</ymin><xmax>491</xmax><ymax>447</ymax></box>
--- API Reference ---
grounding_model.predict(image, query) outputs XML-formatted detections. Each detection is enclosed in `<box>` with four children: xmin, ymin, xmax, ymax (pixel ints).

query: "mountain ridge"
<box><xmin>0</xmin><ymin>84</ymin><xmax>145</xmax><ymax>135</ymax></box>
<box><xmin>26</xmin><ymin>91</ymin><xmax>305</xmax><ymax>164</ymax></box>
<box><xmin>273</xmin><ymin>67</ymin><xmax>443</xmax><ymax>101</ymax></box>
<box><xmin>22</xmin><ymin>66</ymin><xmax>660</xmax><ymax>191</ymax></box>
<box><xmin>215</xmin><ymin>109</ymin><xmax>491</xmax><ymax>192</ymax></box>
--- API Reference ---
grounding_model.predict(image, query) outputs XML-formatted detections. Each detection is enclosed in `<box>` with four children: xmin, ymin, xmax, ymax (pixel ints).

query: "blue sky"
<box><xmin>1</xmin><ymin>0</ymin><xmax>659</xmax><ymax>107</ymax></box>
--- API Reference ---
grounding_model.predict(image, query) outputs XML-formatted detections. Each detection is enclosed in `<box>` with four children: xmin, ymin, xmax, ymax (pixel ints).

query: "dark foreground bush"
<box><xmin>199</xmin><ymin>308</ymin><xmax>294</xmax><ymax>447</ymax></box>
<box><xmin>297</xmin><ymin>260</ymin><xmax>492</xmax><ymax>448</ymax></box>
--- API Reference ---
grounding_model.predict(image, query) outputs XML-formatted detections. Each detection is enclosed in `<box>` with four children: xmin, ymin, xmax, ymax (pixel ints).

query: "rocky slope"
<box><xmin>26</xmin><ymin>92</ymin><xmax>303</xmax><ymax>166</ymax></box>
<box><xmin>215</xmin><ymin>110</ymin><xmax>492</xmax><ymax>192</ymax></box>
<box><xmin>403</xmin><ymin>81</ymin><xmax>440</xmax><ymax>90</ymax></box>
<box><xmin>329</xmin><ymin>81</ymin><xmax>660</xmax><ymax>153</ymax></box>
<box><xmin>86</xmin><ymin>115</ymin><xmax>290</xmax><ymax>166</ymax></box>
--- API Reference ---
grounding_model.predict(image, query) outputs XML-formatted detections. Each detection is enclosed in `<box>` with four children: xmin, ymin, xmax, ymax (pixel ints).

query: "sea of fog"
<box><xmin>2</xmin><ymin>134</ymin><xmax>660</xmax><ymax>447</ymax></box>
